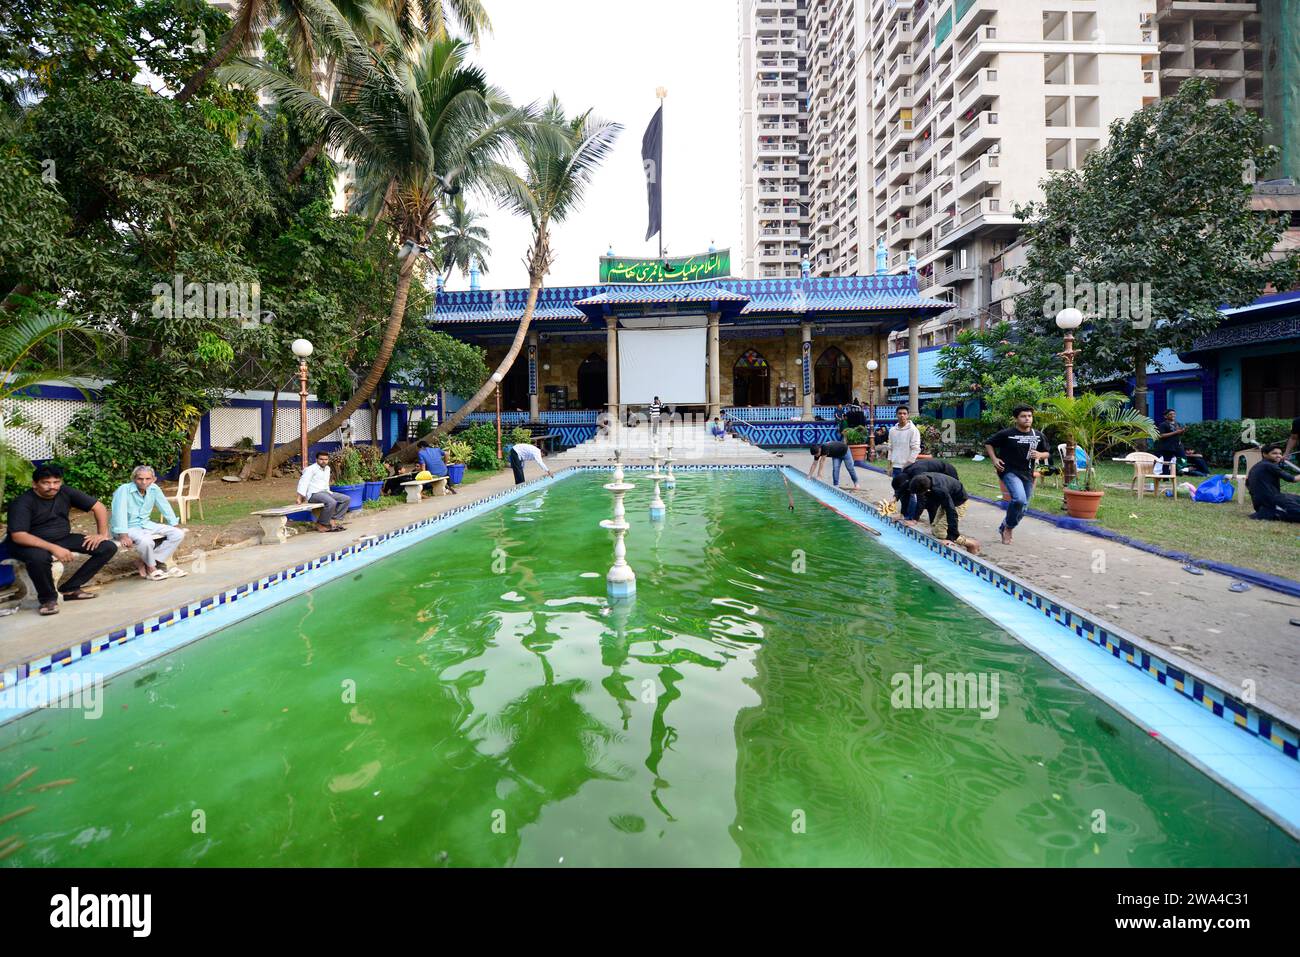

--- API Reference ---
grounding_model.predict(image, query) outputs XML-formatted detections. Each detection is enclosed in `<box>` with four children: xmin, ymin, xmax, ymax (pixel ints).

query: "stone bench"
<box><xmin>1</xmin><ymin>558</ymin><xmax>66</xmax><ymax>610</ymax></box>
<box><xmin>401</xmin><ymin>476</ymin><xmax>448</xmax><ymax>504</ymax></box>
<box><xmin>251</xmin><ymin>503</ymin><xmax>325</xmax><ymax>545</ymax></box>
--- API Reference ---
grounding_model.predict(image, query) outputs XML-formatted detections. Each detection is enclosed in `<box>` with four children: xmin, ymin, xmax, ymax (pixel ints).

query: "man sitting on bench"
<box><xmin>111</xmin><ymin>465</ymin><xmax>187</xmax><ymax>581</ymax></box>
<box><xmin>5</xmin><ymin>464</ymin><xmax>118</xmax><ymax>615</ymax></box>
<box><xmin>296</xmin><ymin>450</ymin><xmax>349</xmax><ymax>532</ymax></box>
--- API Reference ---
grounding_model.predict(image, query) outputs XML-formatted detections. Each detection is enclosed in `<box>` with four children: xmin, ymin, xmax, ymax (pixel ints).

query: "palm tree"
<box><xmin>422</xmin><ymin>97</ymin><xmax>621</xmax><ymax>443</ymax></box>
<box><xmin>0</xmin><ymin>311</ymin><xmax>100</xmax><ymax>506</ymax></box>
<box><xmin>1034</xmin><ymin>392</ymin><xmax>1158</xmax><ymax>491</ymax></box>
<box><xmin>437</xmin><ymin>195</ymin><xmax>491</xmax><ymax>282</ymax></box>
<box><xmin>223</xmin><ymin>5</ymin><xmax>532</xmax><ymax>471</ymax></box>
<box><xmin>175</xmin><ymin>0</ymin><xmax>323</xmax><ymax>104</ymax></box>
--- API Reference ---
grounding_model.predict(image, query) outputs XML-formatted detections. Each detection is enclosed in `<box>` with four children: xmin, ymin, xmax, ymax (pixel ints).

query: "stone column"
<box><xmin>707</xmin><ymin>311</ymin><xmax>721</xmax><ymax>419</ymax></box>
<box><xmin>907</xmin><ymin>318</ymin><xmax>920</xmax><ymax>415</ymax></box>
<box><xmin>800</xmin><ymin>321</ymin><xmax>814</xmax><ymax>420</ymax></box>
<box><xmin>875</xmin><ymin>332</ymin><xmax>888</xmax><ymax>411</ymax></box>
<box><xmin>528</xmin><ymin>330</ymin><xmax>540</xmax><ymax>421</ymax></box>
<box><xmin>605</xmin><ymin>316</ymin><xmax>620</xmax><ymax>423</ymax></box>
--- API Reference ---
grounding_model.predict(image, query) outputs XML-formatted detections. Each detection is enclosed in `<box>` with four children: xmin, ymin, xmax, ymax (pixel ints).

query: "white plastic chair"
<box><xmin>1117</xmin><ymin>451</ymin><xmax>1177</xmax><ymax>500</ymax></box>
<box><xmin>168</xmin><ymin>467</ymin><xmax>207</xmax><ymax>524</ymax></box>
<box><xmin>1229</xmin><ymin>448</ymin><xmax>1262</xmax><ymax>510</ymax></box>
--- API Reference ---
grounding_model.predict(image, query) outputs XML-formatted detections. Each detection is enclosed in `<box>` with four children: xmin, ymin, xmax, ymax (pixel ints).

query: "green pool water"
<box><xmin>1</xmin><ymin>471</ymin><xmax>1297</xmax><ymax>867</ymax></box>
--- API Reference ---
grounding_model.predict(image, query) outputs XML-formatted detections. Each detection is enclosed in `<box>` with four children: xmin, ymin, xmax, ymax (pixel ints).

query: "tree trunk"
<box><xmin>179</xmin><ymin>417</ymin><xmax>201</xmax><ymax>472</ymax></box>
<box><xmin>1132</xmin><ymin>353</ymin><xmax>1149</xmax><ymax>450</ymax></box>
<box><xmin>175</xmin><ymin>22</ymin><xmax>249</xmax><ymax>104</ymax></box>
<box><xmin>263</xmin><ymin>384</ymin><xmax>280</xmax><ymax>478</ymax></box>
<box><xmin>263</xmin><ymin>254</ymin><xmax>418</xmax><ymax>470</ymax></box>
<box><xmin>369</xmin><ymin>396</ymin><xmax>380</xmax><ymax>451</ymax></box>
<box><xmin>396</xmin><ymin>226</ymin><xmax>551</xmax><ymax>464</ymax></box>
<box><xmin>287</xmin><ymin>138</ymin><xmax>325</xmax><ymax>185</ymax></box>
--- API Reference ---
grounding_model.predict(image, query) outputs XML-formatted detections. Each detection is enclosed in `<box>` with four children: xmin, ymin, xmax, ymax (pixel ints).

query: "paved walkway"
<box><xmin>3</xmin><ymin>454</ymin><xmax>1298</xmax><ymax>726</ymax></box>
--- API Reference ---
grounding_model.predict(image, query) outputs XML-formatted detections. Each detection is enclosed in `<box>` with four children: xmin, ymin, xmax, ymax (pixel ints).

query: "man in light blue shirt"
<box><xmin>111</xmin><ymin>465</ymin><xmax>187</xmax><ymax>580</ymax></box>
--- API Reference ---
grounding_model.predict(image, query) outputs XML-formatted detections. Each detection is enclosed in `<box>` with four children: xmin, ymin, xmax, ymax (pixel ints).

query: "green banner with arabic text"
<box><xmin>600</xmin><ymin>250</ymin><xmax>731</xmax><ymax>284</ymax></box>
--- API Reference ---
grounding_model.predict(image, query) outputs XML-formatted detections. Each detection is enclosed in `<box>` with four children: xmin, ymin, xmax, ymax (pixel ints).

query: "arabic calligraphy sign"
<box><xmin>600</xmin><ymin>250</ymin><xmax>731</xmax><ymax>284</ymax></box>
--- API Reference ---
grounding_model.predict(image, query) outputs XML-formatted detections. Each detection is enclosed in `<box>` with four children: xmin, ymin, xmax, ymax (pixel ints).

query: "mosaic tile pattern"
<box><xmin>3</xmin><ymin>464</ymin><xmax>1296</xmax><ymax>767</ymax></box>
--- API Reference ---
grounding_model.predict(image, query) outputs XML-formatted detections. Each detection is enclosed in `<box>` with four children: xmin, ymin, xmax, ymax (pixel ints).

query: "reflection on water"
<box><xmin>1</xmin><ymin>473</ymin><xmax>1297</xmax><ymax>867</ymax></box>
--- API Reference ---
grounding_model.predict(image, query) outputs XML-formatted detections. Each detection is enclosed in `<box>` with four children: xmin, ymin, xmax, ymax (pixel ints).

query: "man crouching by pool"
<box><xmin>909</xmin><ymin>472</ymin><xmax>980</xmax><ymax>555</ymax></box>
<box><xmin>508</xmin><ymin>442</ymin><xmax>552</xmax><ymax>485</ymax></box>
<box><xmin>808</xmin><ymin>441</ymin><xmax>861</xmax><ymax>491</ymax></box>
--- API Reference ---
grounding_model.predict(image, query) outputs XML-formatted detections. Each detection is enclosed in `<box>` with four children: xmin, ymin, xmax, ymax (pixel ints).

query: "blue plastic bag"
<box><xmin>1075</xmin><ymin>446</ymin><xmax>1088</xmax><ymax>470</ymax></box>
<box><xmin>1193</xmin><ymin>474</ymin><xmax>1235</xmax><ymax>503</ymax></box>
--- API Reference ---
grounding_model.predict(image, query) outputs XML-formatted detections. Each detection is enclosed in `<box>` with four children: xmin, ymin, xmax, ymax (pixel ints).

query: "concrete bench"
<box><xmin>401</xmin><ymin>476</ymin><xmax>448</xmax><ymax>504</ymax></box>
<box><xmin>251</xmin><ymin>503</ymin><xmax>325</xmax><ymax>545</ymax></box>
<box><xmin>1</xmin><ymin>558</ymin><xmax>66</xmax><ymax>610</ymax></box>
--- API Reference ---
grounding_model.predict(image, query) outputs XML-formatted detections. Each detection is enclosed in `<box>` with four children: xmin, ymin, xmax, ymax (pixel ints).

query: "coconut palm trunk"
<box><xmin>176</xmin><ymin>20</ymin><xmax>254</xmax><ymax>104</ymax></box>
<box><xmin>263</xmin><ymin>252</ymin><xmax>418</xmax><ymax>470</ymax></box>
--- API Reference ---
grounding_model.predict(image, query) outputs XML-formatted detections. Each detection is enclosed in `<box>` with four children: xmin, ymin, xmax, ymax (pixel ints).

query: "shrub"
<box><xmin>329</xmin><ymin>446</ymin><xmax>364</xmax><ymax>485</ymax></box>
<box><xmin>841</xmin><ymin>426</ymin><xmax>868</xmax><ymax>444</ymax></box>
<box><xmin>979</xmin><ymin>375</ymin><xmax>1063</xmax><ymax>427</ymax></box>
<box><xmin>1182</xmin><ymin>418</ymin><xmax>1292</xmax><ymax>466</ymax></box>
<box><xmin>507</xmin><ymin>426</ymin><xmax>531</xmax><ymax>447</ymax></box>
<box><xmin>52</xmin><ymin>410</ymin><xmax>185</xmax><ymax>500</ymax></box>
<box><xmin>470</xmin><ymin>444</ymin><xmax>500</xmax><ymax>471</ymax></box>
<box><xmin>353</xmin><ymin>443</ymin><xmax>386</xmax><ymax>481</ymax></box>
<box><xmin>444</xmin><ymin>439</ymin><xmax>472</xmax><ymax>465</ymax></box>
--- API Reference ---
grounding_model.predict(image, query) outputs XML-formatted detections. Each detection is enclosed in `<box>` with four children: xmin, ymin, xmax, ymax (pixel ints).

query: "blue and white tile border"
<box><xmin>3</xmin><ymin>464</ymin><xmax>1298</xmax><ymax>828</ymax></box>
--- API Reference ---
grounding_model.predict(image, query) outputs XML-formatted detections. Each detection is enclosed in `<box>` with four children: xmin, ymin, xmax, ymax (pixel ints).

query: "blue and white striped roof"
<box><xmin>429</xmin><ymin>273</ymin><xmax>951</xmax><ymax>329</ymax></box>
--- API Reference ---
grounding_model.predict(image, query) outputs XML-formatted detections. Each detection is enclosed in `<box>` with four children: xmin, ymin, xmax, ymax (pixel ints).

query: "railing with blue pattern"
<box><xmin>724</xmin><ymin>406</ymin><xmax>899</xmax><ymax>422</ymax></box>
<box><xmin>461</xmin><ymin>410</ymin><xmax>600</xmax><ymax>426</ymax></box>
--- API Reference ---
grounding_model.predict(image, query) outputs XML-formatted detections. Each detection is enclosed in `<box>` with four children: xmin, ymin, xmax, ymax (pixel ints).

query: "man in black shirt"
<box><xmin>808</xmin><ymin>441</ymin><xmax>861</xmax><ymax>490</ymax></box>
<box><xmin>1246</xmin><ymin>444</ymin><xmax>1300</xmax><ymax>522</ymax></box>
<box><xmin>909</xmin><ymin>473</ymin><xmax>980</xmax><ymax>555</ymax></box>
<box><xmin>5</xmin><ymin>464</ymin><xmax>118</xmax><ymax>615</ymax></box>
<box><xmin>1153</xmin><ymin>409</ymin><xmax>1209</xmax><ymax>476</ymax></box>
<box><xmin>984</xmin><ymin>405</ymin><xmax>1050</xmax><ymax>545</ymax></box>
<box><xmin>891</xmin><ymin>459</ymin><xmax>959</xmax><ymax>520</ymax></box>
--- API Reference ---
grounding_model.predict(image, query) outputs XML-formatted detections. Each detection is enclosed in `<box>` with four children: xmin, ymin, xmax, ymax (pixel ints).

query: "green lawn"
<box><xmin>925</xmin><ymin>457</ymin><xmax>1299</xmax><ymax>580</ymax></box>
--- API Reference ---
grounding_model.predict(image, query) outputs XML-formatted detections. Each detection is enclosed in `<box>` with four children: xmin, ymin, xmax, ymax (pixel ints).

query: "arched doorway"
<box><xmin>501</xmin><ymin>355</ymin><xmax>529</xmax><ymax>411</ymax></box>
<box><xmin>577</xmin><ymin>353</ymin><xmax>608</xmax><ymax>410</ymax></box>
<box><xmin>815</xmin><ymin>346</ymin><xmax>853</xmax><ymax>405</ymax></box>
<box><xmin>732</xmin><ymin>349</ymin><xmax>771</xmax><ymax>407</ymax></box>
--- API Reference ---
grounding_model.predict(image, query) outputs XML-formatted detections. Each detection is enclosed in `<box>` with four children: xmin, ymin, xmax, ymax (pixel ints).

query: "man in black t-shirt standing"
<box><xmin>5</xmin><ymin>464</ymin><xmax>118</xmax><ymax>615</ymax></box>
<box><xmin>983</xmin><ymin>405</ymin><xmax>1050</xmax><ymax>545</ymax></box>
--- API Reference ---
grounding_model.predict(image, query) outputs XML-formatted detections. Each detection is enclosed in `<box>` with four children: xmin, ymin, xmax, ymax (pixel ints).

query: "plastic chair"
<box><xmin>1229</xmin><ymin>447</ymin><xmax>1262</xmax><ymax>510</ymax></box>
<box><xmin>1118</xmin><ymin>452</ymin><xmax>1177</xmax><ymax>500</ymax></box>
<box><xmin>168</xmin><ymin>467</ymin><xmax>206</xmax><ymax>524</ymax></box>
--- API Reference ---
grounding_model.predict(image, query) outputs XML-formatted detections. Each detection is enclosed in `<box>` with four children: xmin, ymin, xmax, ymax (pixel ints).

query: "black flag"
<box><xmin>642</xmin><ymin>105</ymin><xmax>663</xmax><ymax>242</ymax></box>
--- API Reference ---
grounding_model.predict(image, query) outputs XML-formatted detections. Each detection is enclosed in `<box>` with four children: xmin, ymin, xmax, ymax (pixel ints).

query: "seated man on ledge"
<box><xmin>1246</xmin><ymin>443</ymin><xmax>1300</xmax><ymax>522</ymax></box>
<box><xmin>111</xmin><ymin>465</ymin><xmax>188</xmax><ymax>581</ymax></box>
<box><xmin>4</xmin><ymin>464</ymin><xmax>118</xmax><ymax>615</ymax></box>
<box><xmin>296</xmin><ymin>450</ymin><xmax>350</xmax><ymax>532</ymax></box>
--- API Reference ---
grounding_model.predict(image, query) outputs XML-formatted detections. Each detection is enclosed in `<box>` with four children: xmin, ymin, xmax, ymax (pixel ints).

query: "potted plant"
<box><xmin>355</xmin><ymin>445</ymin><xmax>386</xmax><ymax>502</ymax></box>
<box><xmin>1036</xmin><ymin>392</ymin><xmax>1158</xmax><ymax>519</ymax></box>
<box><xmin>329</xmin><ymin>447</ymin><xmax>366</xmax><ymax>511</ymax></box>
<box><xmin>842</xmin><ymin>426</ymin><xmax>869</xmax><ymax>465</ymax></box>
<box><xmin>444</xmin><ymin>440</ymin><xmax>472</xmax><ymax>486</ymax></box>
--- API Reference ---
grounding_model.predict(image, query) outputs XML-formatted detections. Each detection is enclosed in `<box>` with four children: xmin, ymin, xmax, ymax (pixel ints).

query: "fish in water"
<box><xmin>0</xmin><ymin>805</ymin><xmax>36</xmax><ymax>826</ymax></box>
<box><xmin>28</xmin><ymin>778</ymin><xmax>76</xmax><ymax>793</ymax></box>
<box><xmin>2</xmin><ymin>766</ymin><xmax>37</xmax><ymax>792</ymax></box>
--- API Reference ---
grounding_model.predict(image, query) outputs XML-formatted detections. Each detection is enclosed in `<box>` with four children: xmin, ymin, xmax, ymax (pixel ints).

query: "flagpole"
<box><xmin>656</xmin><ymin>87</ymin><xmax>667</xmax><ymax>260</ymax></box>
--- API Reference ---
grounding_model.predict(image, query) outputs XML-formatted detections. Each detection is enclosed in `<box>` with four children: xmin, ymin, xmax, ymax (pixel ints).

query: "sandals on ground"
<box><xmin>59</xmin><ymin>589</ymin><xmax>97</xmax><ymax>601</ymax></box>
<box><xmin>146</xmin><ymin>570</ymin><xmax>169</xmax><ymax>581</ymax></box>
<box><xmin>38</xmin><ymin>602</ymin><xmax>59</xmax><ymax>616</ymax></box>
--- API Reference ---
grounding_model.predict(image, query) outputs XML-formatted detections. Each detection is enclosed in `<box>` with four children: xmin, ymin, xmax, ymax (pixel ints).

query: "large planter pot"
<box><xmin>284</xmin><ymin>509</ymin><xmax>316</xmax><ymax>523</ymax></box>
<box><xmin>1064</xmin><ymin>488</ymin><xmax>1103</xmax><ymax>520</ymax></box>
<box><xmin>848</xmin><ymin>443</ymin><xmax>869</xmax><ymax>465</ymax></box>
<box><xmin>447</xmin><ymin>463</ymin><xmax>467</xmax><ymax>486</ymax></box>
<box><xmin>332</xmin><ymin>483</ymin><xmax>365</xmax><ymax>511</ymax></box>
<box><xmin>362</xmin><ymin>480</ymin><xmax>384</xmax><ymax>502</ymax></box>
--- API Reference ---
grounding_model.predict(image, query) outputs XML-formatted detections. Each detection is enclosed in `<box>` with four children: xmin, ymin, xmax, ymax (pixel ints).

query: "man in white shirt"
<box><xmin>296</xmin><ymin>451</ymin><xmax>350</xmax><ymax>532</ymax></box>
<box><xmin>508</xmin><ymin>442</ymin><xmax>552</xmax><ymax>485</ymax></box>
<box><xmin>888</xmin><ymin>406</ymin><xmax>923</xmax><ymax>518</ymax></box>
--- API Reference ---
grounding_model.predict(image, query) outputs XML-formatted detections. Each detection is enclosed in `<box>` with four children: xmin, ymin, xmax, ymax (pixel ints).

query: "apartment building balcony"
<box><xmin>956</xmin><ymin>66</ymin><xmax>999</xmax><ymax>117</ymax></box>
<box><xmin>940</xmin><ymin>196</ymin><xmax>1015</xmax><ymax>247</ymax></box>
<box><xmin>957</xmin><ymin>152</ymin><xmax>1001</xmax><ymax>201</ymax></box>
<box><xmin>757</xmin><ymin>79</ymin><xmax>802</xmax><ymax>95</ymax></box>
<box><xmin>759</xmin><ymin>226</ymin><xmax>803</xmax><ymax>239</ymax></box>
<box><xmin>885</xmin><ymin>19</ymin><xmax>913</xmax><ymax>58</ymax></box>
<box><xmin>888</xmin><ymin>150</ymin><xmax>916</xmax><ymax>185</ymax></box>
<box><xmin>887</xmin><ymin>84</ymin><xmax>915</xmax><ymax>113</ymax></box>
<box><xmin>756</xmin><ymin>141</ymin><xmax>803</xmax><ymax>158</ymax></box>
<box><xmin>956</xmin><ymin>25</ymin><xmax>999</xmax><ymax>80</ymax></box>
<box><xmin>888</xmin><ymin>215</ymin><xmax>921</xmax><ymax>243</ymax></box>
<box><xmin>956</xmin><ymin>110</ymin><xmax>999</xmax><ymax>159</ymax></box>
<box><xmin>953</xmin><ymin>0</ymin><xmax>997</xmax><ymax>40</ymax></box>
<box><xmin>933</xmin><ymin>99</ymin><xmax>955</xmax><ymax>137</ymax></box>
<box><xmin>933</xmin><ymin>260</ymin><xmax>978</xmax><ymax>286</ymax></box>
<box><xmin>886</xmin><ymin>54</ymin><xmax>915</xmax><ymax>90</ymax></box>
<box><xmin>755</xmin><ymin>15</ymin><xmax>800</xmax><ymax>33</ymax></box>
<box><xmin>912</xmin><ymin>166</ymin><xmax>939</xmax><ymax>204</ymax></box>
<box><xmin>886</xmin><ymin>119</ymin><xmax>916</xmax><ymax>149</ymax></box>
<box><xmin>886</xmin><ymin>185</ymin><xmax>915</xmax><ymax>217</ymax></box>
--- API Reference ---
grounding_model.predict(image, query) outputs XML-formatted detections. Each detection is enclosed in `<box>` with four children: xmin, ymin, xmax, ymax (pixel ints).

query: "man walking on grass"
<box><xmin>984</xmin><ymin>405</ymin><xmax>1050</xmax><ymax>545</ymax></box>
<box><xmin>296</xmin><ymin>450</ymin><xmax>350</xmax><ymax>532</ymax></box>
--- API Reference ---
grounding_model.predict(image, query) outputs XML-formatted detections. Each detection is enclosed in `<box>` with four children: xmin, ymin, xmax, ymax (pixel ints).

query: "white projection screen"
<box><xmin>617</xmin><ymin>328</ymin><xmax>707</xmax><ymax>404</ymax></box>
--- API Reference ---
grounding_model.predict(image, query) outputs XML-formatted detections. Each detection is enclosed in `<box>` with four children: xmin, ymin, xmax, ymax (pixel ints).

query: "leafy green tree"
<box><xmin>429</xmin><ymin>96</ymin><xmax>620</xmax><ymax>441</ymax></box>
<box><xmin>436</xmin><ymin>194</ymin><xmax>491</xmax><ymax>283</ymax></box>
<box><xmin>935</xmin><ymin>321</ymin><xmax>1061</xmax><ymax>412</ymax></box>
<box><xmin>1014</xmin><ymin>78</ymin><xmax>1300</xmax><ymax>413</ymax></box>
<box><xmin>225</xmin><ymin>8</ymin><xmax>532</xmax><ymax>469</ymax></box>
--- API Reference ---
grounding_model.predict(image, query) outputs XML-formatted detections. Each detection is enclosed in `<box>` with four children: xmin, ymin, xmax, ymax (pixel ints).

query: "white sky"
<box><xmin>442</xmin><ymin>0</ymin><xmax>742</xmax><ymax>291</ymax></box>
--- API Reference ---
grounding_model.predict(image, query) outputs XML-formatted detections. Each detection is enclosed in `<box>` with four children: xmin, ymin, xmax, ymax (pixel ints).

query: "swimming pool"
<box><xmin>1</xmin><ymin>470</ymin><xmax>1297</xmax><ymax>866</ymax></box>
